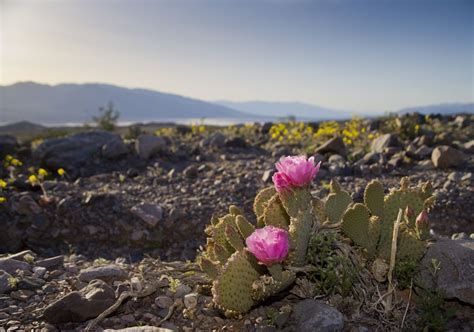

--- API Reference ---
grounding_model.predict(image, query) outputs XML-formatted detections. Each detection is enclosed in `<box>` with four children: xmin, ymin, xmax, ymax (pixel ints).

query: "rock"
<box><xmin>173</xmin><ymin>284</ymin><xmax>192</xmax><ymax>298</ymax></box>
<box><xmin>354</xmin><ymin>152</ymin><xmax>381</xmax><ymax>166</ymax></box>
<box><xmin>0</xmin><ymin>270</ymin><xmax>14</xmax><ymax>294</ymax></box>
<box><xmin>9</xmin><ymin>289</ymin><xmax>34</xmax><ymax>302</ymax></box>
<box><xmin>183</xmin><ymin>292</ymin><xmax>198</xmax><ymax>309</ymax></box>
<box><xmin>18</xmin><ymin>276</ymin><xmax>45</xmax><ymax>290</ymax></box>
<box><xmin>414</xmin><ymin>145</ymin><xmax>433</xmax><ymax>159</ymax></box>
<box><xmin>183</xmin><ymin>165</ymin><xmax>198</xmax><ymax>178</ymax></box>
<box><xmin>43</xmin><ymin>279</ymin><xmax>116</xmax><ymax>324</ymax></box>
<box><xmin>431</xmin><ymin>145</ymin><xmax>465</xmax><ymax>169</ymax></box>
<box><xmin>328</xmin><ymin>154</ymin><xmax>346</xmax><ymax>164</ymax></box>
<box><xmin>78</xmin><ymin>264</ymin><xmax>127</xmax><ymax>282</ymax></box>
<box><xmin>32</xmin><ymin>266</ymin><xmax>47</xmax><ymax>278</ymax></box>
<box><xmin>131</xmin><ymin>203</ymin><xmax>164</xmax><ymax>227</ymax></box>
<box><xmin>292</xmin><ymin>299</ymin><xmax>344</xmax><ymax>332</ymax></box>
<box><xmin>0</xmin><ymin>135</ymin><xmax>18</xmax><ymax>156</ymax></box>
<box><xmin>262</xmin><ymin>170</ymin><xmax>274</xmax><ymax>183</ymax></box>
<box><xmin>155</xmin><ymin>295</ymin><xmax>174</xmax><ymax>308</ymax></box>
<box><xmin>36</xmin><ymin>255</ymin><xmax>64</xmax><ymax>269</ymax></box>
<box><xmin>414</xmin><ymin>160</ymin><xmax>435</xmax><ymax>171</ymax></box>
<box><xmin>225</xmin><ymin>137</ymin><xmax>247</xmax><ymax>148</ymax></box>
<box><xmin>0</xmin><ymin>258</ymin><xmax>31</xmax><ymax>275</ymax></box>
<box><xmin>12</xmin><ymin>195</ymin><xmax>42</xmax><ymax>216</ymax></box>
<box><xmin>315</xmin><ymin>137</ymin><xmax>346</xmax><ymax>156</ymax></box>
<box><xmin>261</xmin><ymin>122</ymin><xmax>273</xmax><ymax>134</ymax></box>
<box><xmin>104</xmin><ymin>327</ymin><xmax>174</xmax><ymax>332</ymax></box>
<box><xmin>419</xmin><ymin>239</ymin><xmax>474</xmax><ymax>305</ymax></box>
<box><xmin>208</xmin><ymin>133</ymin><xmax>226</xmax><ymax>148</ymax></box>
<box><xmin>102</xmin><ymin>139</ymin><xmax>128</xmax><ymax>160</ymax></box>
<box><xmin>448</xmin><ymin>172</ymin><xmax>463</xmax><ymax>182</ymax></box>
<box><xmin>33</xmin><ymin>131</ymin><xmax>124</xmax><ymax>169</ymax></box>
<box><xmin>136</xmin><ymin>134</ymin><xmax>166</xmax><ymax>159</ymax></box>
<box><xmin>464</xmin><ymin>140</ymin><xmax>474</xmax><ymax>153</ymax></box>
<box><xmin>371</xmin><ymin>134</ymin><xmax>399</xmax><ymax>153</ymax></box>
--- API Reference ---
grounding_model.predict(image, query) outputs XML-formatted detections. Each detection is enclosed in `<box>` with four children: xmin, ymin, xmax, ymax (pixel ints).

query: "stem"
<box><xmin>267</xmin><ymin>263</ymin><xmax>283</xmax><ymax>281</ymax></box>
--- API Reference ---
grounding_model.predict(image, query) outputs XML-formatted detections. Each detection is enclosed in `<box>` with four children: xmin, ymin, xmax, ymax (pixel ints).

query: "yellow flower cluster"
<box><xmin>3</xmin><ymin>155</ymin><xmax>22</xmax><ymax>167</ymax></box>
<box><xmin>313</xmin><ymin>121</ymin><xmax>340</xmax><ymax>139</ymax></box>
<box><xmin>191</xmin><ymin>124</ymin><xmax>206</xmax><ymax>135</ymax></box>
<box><xmin>269</xmin><ymin>121</ymin><xmax>314</xmax><ymax>144</ymax></box>
<box><xmin>341</xmin><ymin>117</ymin><xmax>363</xmax><ymax>145</ymax></box>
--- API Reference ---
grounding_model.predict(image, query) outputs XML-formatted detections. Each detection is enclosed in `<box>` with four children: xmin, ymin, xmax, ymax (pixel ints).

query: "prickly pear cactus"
<box><xmin>325</xmin><ymin>180</ymin><xmax>353</xmax><ymax>224</ymax></box>
<box><xmin>198</xmin><ymin>204</ymin><xmax>296</xmax><ymax>316</ymax></box>
<box><xmin>341</xmin><ymin>177</ymin><xmax>435</xmax><ymax>264</ymax></box>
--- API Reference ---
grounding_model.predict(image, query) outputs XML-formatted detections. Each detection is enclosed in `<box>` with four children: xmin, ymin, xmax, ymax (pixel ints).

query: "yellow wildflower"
<box><xmin>11</xmin><ymin>159</ymin><xmax>22</xmax><ymax>167</ymax></box>
<box><xmin>0</xmin><ymin>179</ymin><xmax>6</xmax><ymax>188</ymax></box>
<box><xmin>5</xmin><ymin>155</ymin><xmax>13</xmax><ymax>162</ymax></box>
<box><xmin>38</xmin><ymin>168</ymin><xmax>48</xmax><ymax>177</ymax></box>
<box><xmin>57</xmin><ymin>168</ymin><xmax>66</xmax><ymax>176</ymax></box>
<box><xmin>0</xmin><ymin>197</ymin><xmax>6</xmax><ymax>203</ymax></box>
<box><xmin>28</xmin><ymin>174</ymin><xmax>39</xmax><ymax>184</ymax></box>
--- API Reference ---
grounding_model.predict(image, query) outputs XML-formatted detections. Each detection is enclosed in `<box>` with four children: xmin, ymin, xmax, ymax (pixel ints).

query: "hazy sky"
<box><xmin>1</xmin><ymin>0</ymin><xmax>473</xmax><ymax>112</ymax></box>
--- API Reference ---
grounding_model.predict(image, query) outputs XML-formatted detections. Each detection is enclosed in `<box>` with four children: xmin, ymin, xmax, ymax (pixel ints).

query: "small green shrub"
<box><xmin>306</xmin><ymin>231</ymin><xmax>357</xmax><ymax>296</ymax></box>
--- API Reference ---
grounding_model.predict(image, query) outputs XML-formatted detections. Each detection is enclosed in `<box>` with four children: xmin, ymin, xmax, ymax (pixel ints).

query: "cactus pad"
<box><xmin>253</xmin><ymin>187</ymin><xmax>276</xmax><ymax>218</ymax></box>
<box><xmin>212</xmin><ymin>250</ymin><xmax>261</xmax><ymax>315</ymax></box>
<box><xmin>251</xmin><ymin>271</ymin><xmax>296</xmax><ymax>302</ymax></box>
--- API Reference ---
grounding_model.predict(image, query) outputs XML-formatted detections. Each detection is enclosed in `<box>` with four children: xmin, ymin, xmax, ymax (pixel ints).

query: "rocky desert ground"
<box><xmin>0</xmin><ymin>113</ymin><xmax>473</xmax><ymax>331</ymax></box>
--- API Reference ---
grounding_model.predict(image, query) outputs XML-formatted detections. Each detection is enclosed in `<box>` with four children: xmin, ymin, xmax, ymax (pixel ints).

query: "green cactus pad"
<box><xmin>396</xmin><ymin>229</ymin><xmax>426</xmax><ymax>262</ymax></box>
<box><xmin>214</xmin><ymin>243</ymin><xmax>231</xmax><ymax>264</ymax></box>
<box><xmin>251</xmin><ymin>271</ymin><xmax>296</xmax><ymax>302</ymax></box>
<box><xmin>198</xmin><ymin>256</ymin><xmax>219</xmax><ymax>279</ymax></box>
<box><xmin>212</xmin><ymin>214</ymin><xmax>238</xmax><ymax>253</ymax></box>
<box><xmin>253</xmin><ymin>187</ymin><xmax>276</xmax><ymax>218</ymax></box>
<box><xmin>263</xmin><ymin>194</ymin><xmax>290</xmax><ymax>229</ymax></box>
<box><xmin>212</xmin><ymin>250</ymin><xmax>261</xmax><ymax>314</ymax></box>
<box><xmin>312</xmin><ymin>197</ymin><xmax>327</xmax><ymax>225</ymax></box>
<box><xmin>341</xmin><ymin>203</ymin><xmax>378</xmax><ymax>256</ymax></box>
<box><xmin>229</xmin><ymin>205</ymin><xmax>244</xmax><ymax>216</ymax></box>
<box><xmin>325</xmin><ymin>190</ymin><xmax>353</xmax><ymax>224</ymax></box>
<box><xmin>280</xmin><ymin>188</ymin><xmax>314</xmax><ymax>266</ymax></box>
<box><xmin>235</xmin><ymin>215</ymin><xmax>255</xmax><ymax>239</ymax></box>
<box><xmin>364</xmin><ymin>180</ymin><xmax>384</xmax><ymax>217</ymax></box>
<box><xmin>225</xmin><ymin>224</ymin><xmax>245</xmax><ymax>251</ymax></box>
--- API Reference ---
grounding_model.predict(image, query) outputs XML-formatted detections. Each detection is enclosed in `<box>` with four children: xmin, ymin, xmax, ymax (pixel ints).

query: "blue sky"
<box><xmin>1</xmin><ymin>0</ymin><xmax>473</xmax><ymax>112</ymax></box>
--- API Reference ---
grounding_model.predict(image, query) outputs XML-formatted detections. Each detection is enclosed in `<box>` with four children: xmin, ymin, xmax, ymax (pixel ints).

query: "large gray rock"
<box><xmin>0</xmin><ymin>135</ymin><xmax>18</xmax><ymax>156</ymax></box>
<box><xmin>315</xmin><ymin>137</ymin><xmax>347</xmax><ymax>156</ymax></box>
<box><xmin>78</xmin><ymin>264</ymin><xmax>127</xmax><ymax>282</ymax></box>
<box><xmin>200</xmin><ymin>132</ymin><xmax>226</xmax><ymax>148</ymax></box>
<box><xmin>130</xmin><ymin>203</ymin><xmax>163</xmax><ymax>227</ymax></box>
<box><xmin>292</xmin><ymin>299</ymin><xmax>344</xmax><ymax>332</ymax></box>
<box><xmin>33</xmin><ymin>131</ymin><xmax>125</xmax><ymax>169</ymax></box>
<box><xmin>419</xmin><ymin>239</ymin><xmax>474</xmax><ymax>305</ymax></box>
<box><xmin>102</xmin><ymin>139</ymin><xmax>128</xmax><ymax>160</ymax></box>
<box><xmin>371</xmin><ymin>133</ymin><xmax>399</xmax><ymax>153</ymax></box>
<box><xmin>43</xmin><ymin>279</ymin><xmax>116</xmax><ymax>324</ymax></box>
<box><xmin>0</xmin><ymin>270</ymin><xmax>14</xmax><ymax>294</ymax></box>
<box><xmin>431</xmin><ymin>145</ymin><xmax>465</xmax><ymax>169</ymax></box>
<box><xmin>135</xmin><ymin>134</ymin><xmax>166</xmax><ymax>159</ymax></box>
<box><xmin>0</xmin><ymin>258</ymin><xmax>31</xmax><ymax>275</ymax></box>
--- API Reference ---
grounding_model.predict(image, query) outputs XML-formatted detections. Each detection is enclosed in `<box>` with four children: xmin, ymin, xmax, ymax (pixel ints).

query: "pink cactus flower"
<box><xmin>272</xmin><ymin>155</ymin><xmax>321</xmax><ymax>192</ymax></box>
<box><xmin>416</xmin><ymin>210</ymin><xmax>429</xmax><ymax>229</ymax></box>
<box><xmin>246</xmin><ymin>226</ymin><xmax>289</xmax><ymax>265</ymax></box>
<box><xmin>272</xmin><ymin>172</ymin><xmax>292</xmax><ymax>193</ymax></box>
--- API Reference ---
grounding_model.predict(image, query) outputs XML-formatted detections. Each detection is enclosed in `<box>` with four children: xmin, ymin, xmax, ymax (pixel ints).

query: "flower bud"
<box><xmin>416</xmin><ymin>210</ymin><xmax>429</xmax><ymax>229</ymax></box>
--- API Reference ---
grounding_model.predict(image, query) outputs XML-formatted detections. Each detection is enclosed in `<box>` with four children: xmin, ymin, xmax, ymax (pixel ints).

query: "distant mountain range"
<box><xmin>215</xmin><ymin>100</ymin><xmax>353</xmax><ymax>120</ymax></box>
<box><xmin>397</xmin><ymin>103</ymin><xmax>473</xmax><ymax>115</ymax></box>
<box><xmin>0</xmin><ymin>82</ymin><xmax>472</xmax><ymax>125</ymax></box>
<box><xmin>0</xmin><ymin>82</ymin><xmax>253</xmax><ymax>124</ymax></box>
